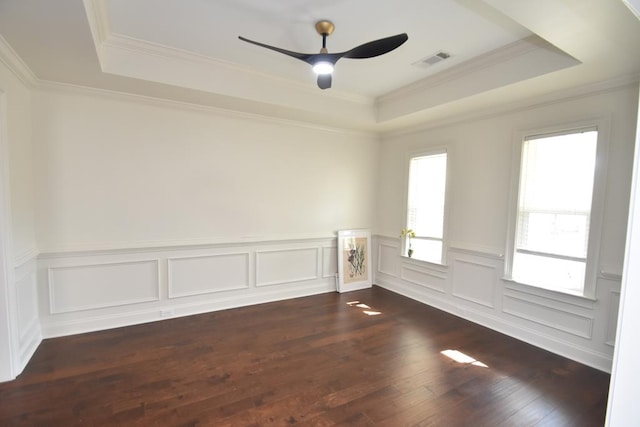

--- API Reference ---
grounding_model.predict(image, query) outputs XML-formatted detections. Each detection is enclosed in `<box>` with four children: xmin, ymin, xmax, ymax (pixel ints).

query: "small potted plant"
<box><xmin>400</xmin><ymin>228</ymin><xmax>416</xmax><ymax>257</ymax></box>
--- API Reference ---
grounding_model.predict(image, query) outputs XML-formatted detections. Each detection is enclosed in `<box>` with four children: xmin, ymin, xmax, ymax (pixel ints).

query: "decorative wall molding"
<box><xmin>14</xmin><ymin>259</ymin><xmax>42</xmax><ymax>376</ymax></box>
<box><xmin>375</xmin><ymin>276</ymin><xmax>613</xmax><ymax>372</ymax></box>
<box><xmin>38</xmin><ymin>237</ymin><xmax>337</xmax><ymax>339</ymax></box>
<box><xmin>448</xmin><ymin>244</ymin><xmax>505</xmax><ymax>260</ymax></box>
<box><xmin>15</xmin><ymin>270</ymin><xmax>38</xmax><ymax>342</ymax></box>
<box><xmin>48</xmin><ymin>259</ymin><xmax>161</xmax><ymax>314</ymax></box>
<box><xmin>13</xmin><ymin>248</ymin><xmax>39</xmax><ymax>270</ymax></box>
<box><xmin>451</xmin><ymin>258</ymin><xmax>497</xmax><ymax>308</ymax></box>
<box><xmin>42</xmin><ymin>274</ymin><xmax>334</xmax><ymax>339</ymax></box>
<box><xmin>167</xmin><ymin>252</ymin><xmax>250</xmax><ymax>298</ymax></box>
<box><xmin>255</xmin><ymin>247</ymin><xmax>319</xmax><ymax>287</ymax></box>
<box><xmin>502</xmin><ymin>287</ymin><xmax>596</xmax><ymax>317</ymax></box>
<box><xmin>16</xmin><ymin>318</ymin><xmax>41</xmax><ymax>374</ymax></box>
<box><xmin>606</xmin><ymin>290</ymin><xmax>621</xmax><ymax>347</ymax></box>
<box><xmin>321</xmin><ymin>246</ymin><xmax>338</xmax><ymax>279</ymax></box>
<box><xmin>400</xmin><ymin>264</ymin><xmax>446</xmax><ymax>293</ymax></box>
<box><xmin>377</xmin><ymin>242</ymin><xmax>400</xmax><ymax>277</ymax></box>
<box><xmin>372</xmin><ymin>235</ymin><xmax>617</xmax><ymax>372</ymax></box>
<box><xmin>502</xmin><ymin>293</ymin><xmax>594</xmax><ymax>339</ymax></box>
<box><xmin>503</xmin><ymin>282</ymin><xmax>596</xmax><ymax>310</ymax></box>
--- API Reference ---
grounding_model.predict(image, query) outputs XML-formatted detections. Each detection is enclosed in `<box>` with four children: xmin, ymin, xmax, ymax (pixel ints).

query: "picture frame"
<box><xmin>337</xmin><ymin>229</ymin><xmax>372</xmax><ymax>293</ymax></box>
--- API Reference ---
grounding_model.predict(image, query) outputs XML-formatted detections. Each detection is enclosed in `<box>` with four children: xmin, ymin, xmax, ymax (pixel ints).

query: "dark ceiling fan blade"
<box><xmin>342</xmin><ymin>33</ymin><xmax>408</xmax><ymax>59</ymax></box>
<box><xmin>238</xmin><ymin>36</ymin><xmax>313</xmax><ymax>62</ymax></box>
<box><xmin>240</xmin><ymin>24</ymin><xmax>408</xmax><ymax>91</ymax></box>
<box><xmin>317</xmin><ymin>74</ymin><xmax>332</xmax><ymax>90</ymax></box>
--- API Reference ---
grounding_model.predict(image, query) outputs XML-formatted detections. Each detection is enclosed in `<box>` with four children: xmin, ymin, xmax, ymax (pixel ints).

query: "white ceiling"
<box><xmin>1</xmin><ymin>0</ymin><xmax>639</xmax><ymax>132</ymax></box>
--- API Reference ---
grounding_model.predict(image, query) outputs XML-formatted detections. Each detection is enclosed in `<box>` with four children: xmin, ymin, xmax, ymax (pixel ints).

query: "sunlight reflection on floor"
<box><xmin>347</xmin><ymin>301</ymin><xmax>382</xmax><ymax>316</ymax></box>
<box><xmin>441</xmin><ymin>349</ymin><xmax>489</xmax><ymax>368</ymax></box>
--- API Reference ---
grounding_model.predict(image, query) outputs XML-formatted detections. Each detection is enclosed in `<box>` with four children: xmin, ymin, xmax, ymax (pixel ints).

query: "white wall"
<box><xmin>0</xmin><ymin>46</ymin><xmax>41</xmax><ymax>381</ymax></box>
<box><xmin>606</xmin><ymin>82</ymin><xmax>640</xmax><ymax>426</ymax></box>
<box><xmin>33</xmin><ymin>88</ymin><xmax>378</xmax><ymax>252</ymax></box>
<box><xmin>3</xmin><ymin>73</ymin><xmax>36</xmax><ymax>261</ymax></box>
<box><xmin>374</xmin><ymin>83</ymin><xmax>639</xmax><ymax>371</ymax></box>
<box><xmin>32</xmin><ymin>85</ymin><xmax>379</xmax><ymax>337</ymax></box>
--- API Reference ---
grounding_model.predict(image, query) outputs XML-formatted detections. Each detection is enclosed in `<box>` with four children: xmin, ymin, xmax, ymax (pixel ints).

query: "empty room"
<box><xmin>1</xmin><ymin>0</ymin><xmax>640</xmax><ymax>425</ymax></box>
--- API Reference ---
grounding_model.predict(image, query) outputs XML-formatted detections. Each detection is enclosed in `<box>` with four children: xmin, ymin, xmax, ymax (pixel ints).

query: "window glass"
<box><xmin>406</xmin><ymin>152</ymin><xmax>447</xmax><ymax>263</ymax></box>
<box><xmin>513</xmin><ymin>129</ymin><xmax>598</xmax><ymax>294</ymax></box>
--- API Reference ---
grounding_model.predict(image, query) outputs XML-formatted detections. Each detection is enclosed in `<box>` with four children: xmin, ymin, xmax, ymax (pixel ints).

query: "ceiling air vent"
<box><xmin>413</xmin><ymin>51</ymin><xmax>452</xmax><ymax>68</ymax></box>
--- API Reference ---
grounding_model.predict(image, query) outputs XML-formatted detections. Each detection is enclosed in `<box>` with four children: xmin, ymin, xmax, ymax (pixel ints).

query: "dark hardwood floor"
<box><xmin>0</xmin><ymin>286</ymin><xmax>610</xmax><ymax>426</ymax></box>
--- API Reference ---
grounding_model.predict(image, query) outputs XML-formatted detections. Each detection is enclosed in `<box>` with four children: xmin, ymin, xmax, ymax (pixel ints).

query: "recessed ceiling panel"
<box><xmin>107</xmin><ymin>0</ymin><xmax>533</xmax><ymax>96</ymax></box>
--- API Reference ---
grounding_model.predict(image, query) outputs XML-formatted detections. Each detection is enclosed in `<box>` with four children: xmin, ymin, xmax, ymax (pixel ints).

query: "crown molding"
<box><xmin>380</xmin><ymin>73</ymin><xmax>640</xmax><ymax>139</ymax></box>
<box><xmin>375</xmin><ymin>34</ymin><xmax>581</xmax><ymax>125</ymax></box>
<box><xmin>36</xmin><ymin>79</ymin><xmax>376</xmax><ymax>138</ymax></box>
<box><xmin>102</xmin><ymin>33</ymin><xmax>372</xmax><ymax>107</ymax></box>
<box><xmin>378</xmin><ymin>36</ymin><xmax>557</xmax><ymax>105</ymax></box>
<box><xmin>0</xmin><ymin>34</ymin><xmax>37</xmax><ymax>87</ymax></box>
<box><xmin>623</xmin><ymin>0</ymin><xmax>640</xmax><ymax>20</ymax></box>
<box><xmin>81</xmin><ymin>0</ymin><xmax>373</xmax><ymax>115</ymax></box>
<box><xmin>82</xmin><ymin>0</ymin><xmax>112</xmax><ymax>63</ymax></box>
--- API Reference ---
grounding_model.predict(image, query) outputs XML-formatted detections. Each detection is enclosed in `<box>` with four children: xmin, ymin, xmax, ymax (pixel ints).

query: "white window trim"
<box><xmin>402</xmin><ymin>146</ymin><xmax>450</xmax><ymax>266</ymax></box>
<box><xmin>504</xmin><ymin>119</ymin><xmax>610</xmax><ymax>300</ymax></box>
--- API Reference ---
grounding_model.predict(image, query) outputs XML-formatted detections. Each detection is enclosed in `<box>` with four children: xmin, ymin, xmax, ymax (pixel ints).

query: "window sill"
<box><xmin>502</xmin><ymin>276</ymin><xmax>597</xmax><ymax>307</ymax></box>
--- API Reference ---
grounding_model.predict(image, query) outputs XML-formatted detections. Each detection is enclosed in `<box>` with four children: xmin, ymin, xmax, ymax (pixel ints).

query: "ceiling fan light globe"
<box><xmin>312</xmin><ymin>61</ymin><xmax>334</xmax><ymax>75</ymax></box>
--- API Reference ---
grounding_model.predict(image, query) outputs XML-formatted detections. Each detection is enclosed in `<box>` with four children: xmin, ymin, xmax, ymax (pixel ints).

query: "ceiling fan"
<box><xmin>239</xmin><ymin>21</ymin><xmax>408</xmax><ymax>90</ymax></box>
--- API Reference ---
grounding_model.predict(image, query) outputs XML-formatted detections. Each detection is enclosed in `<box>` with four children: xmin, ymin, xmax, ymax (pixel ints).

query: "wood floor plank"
<box><xmin>0</xmin><ymin>286</ymin><xmax>610</xmax><ymax>426</ymax></box>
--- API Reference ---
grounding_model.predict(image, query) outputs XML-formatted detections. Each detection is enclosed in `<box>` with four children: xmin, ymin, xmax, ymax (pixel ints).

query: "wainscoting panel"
<box><xmin>168</xmin><ymin>253</ymin><xmax>249</xmax><ymax>298</ymax></box>
<box><xmin>16</xmin><ymin>267</ymin><xmax>38</xmax><ymax>342</ymax></box>
<box><xmin>605</xmin><ymin>290</ymin><xmax>621</xmax><ymax>347</ymax></box>
<box><xmin>451</xmin><ymin>258</ymin><xmax>497</xmax><ymax>308</ymax></box>
<box><xmin>14</xmin><ymin>255</ymin><xmax>42</xmax><ymax>375</ymax></box>
<box><xmin>400</xmin><ymin>263</ymin><xmax>446</xmax><ymax>293</ymax></box>
<box><xmin>502</xmin><ymin>293</ymin><xmax>594</xmax><ymax>339</ymax></box>
<box><xmin>48</xmin><ymin>260</ymin><xmax>161</xmax><ymax>313</ymax></box>
<box><xmin>377</xmin><ymin>242</ymin><xmax>400</xmax><ymax>277</ymax></box>
<box><xmin>255</xmin><ymin>248</ymin><xmax>319</xmax><ymax>287</ymax></box>
<box><xmin>322</xmin><ymin>246</ymin><xmax>338</xmax><ymax>279</ymax></box>
<box><xmin>36</xmin><ymin>238</ymin><xmax>337</xmax><ymax>339</ymax></box>
<box><xmin>373</xmin><ymin>235</ymin><xmax>618</xmax><ymax>372</ymax></box>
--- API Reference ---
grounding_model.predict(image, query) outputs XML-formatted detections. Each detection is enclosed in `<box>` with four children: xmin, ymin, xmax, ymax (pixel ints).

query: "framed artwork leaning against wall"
<box><xmin>337</xmin><ymin>229</ymin><xmax>372</xmax><ymax>293</ymax></box>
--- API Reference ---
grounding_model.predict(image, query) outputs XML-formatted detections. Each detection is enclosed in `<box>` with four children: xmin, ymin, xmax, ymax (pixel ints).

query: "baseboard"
<box><xmin>17</xmin><ymin>320</ymin><xmax>42</xmax><ymax>375</ymax></box>
<box><xmin>42</xmin><ymin>281</ymin><xmax>335</xmax><ymax>338</ymax></box>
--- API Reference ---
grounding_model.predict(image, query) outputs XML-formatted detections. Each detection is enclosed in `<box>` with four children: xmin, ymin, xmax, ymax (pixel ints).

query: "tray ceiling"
<box><xmin>0</xmin><ymin>0</ymin><xmax>639</xmax><ymax>132</ymax></box>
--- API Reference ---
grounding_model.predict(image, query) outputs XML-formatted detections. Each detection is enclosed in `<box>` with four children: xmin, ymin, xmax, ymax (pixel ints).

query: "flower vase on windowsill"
<box><xmin>400</xmin><ymin>228</ymin><xmax>416</xmax><ymax>258</ymax></box>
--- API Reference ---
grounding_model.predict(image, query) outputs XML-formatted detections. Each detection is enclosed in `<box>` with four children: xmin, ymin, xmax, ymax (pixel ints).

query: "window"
<box><xmin>509</xmin><ymin>126</ymin><xmax>604</xmax><ymax>296</ymax></box>
<box><xmin>405</xmin><ymin>150</ymin><xmax>448</xmax><ymax>264</ymax></box>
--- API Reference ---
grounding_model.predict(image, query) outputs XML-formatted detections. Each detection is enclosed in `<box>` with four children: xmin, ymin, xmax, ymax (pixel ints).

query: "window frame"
<box><xmin>504</xmin><ymin>119</ymin><xmax>610</xmax><ymax>299</ymax></box>
<box><xmin>402</xmin><ymin>147</ymin><xmax>450</xmax><ymax>266</ymax></box>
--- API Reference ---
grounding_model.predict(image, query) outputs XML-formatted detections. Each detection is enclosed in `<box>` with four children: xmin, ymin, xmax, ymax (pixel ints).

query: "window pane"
<box><xmin>517</xmin><ymin>130</ymin><xmax>597</xmax><ymax>258</ymax></box>
<box><xmin>513</xmin><ymin>252</ymin><xmax>586</xmax><ymax>294</ymax></box>
<box><xmin>407</xmin><ymin>153</ymin><xmax>447</xmax><ymax>239</ymax></box>
<box><xmin>513</xmin><ymin>129</ymin><xmax>597</xmax><ymax>293</ymax></box>
<box><xmin>522</xmin><ymin>212</ymin><xmax>589</xmax><ymax>258</ymax></box>
<box><xmin>410</xmin><ymin>239</ymin><xmax>443</xmax><ymax>264</ymax></box>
